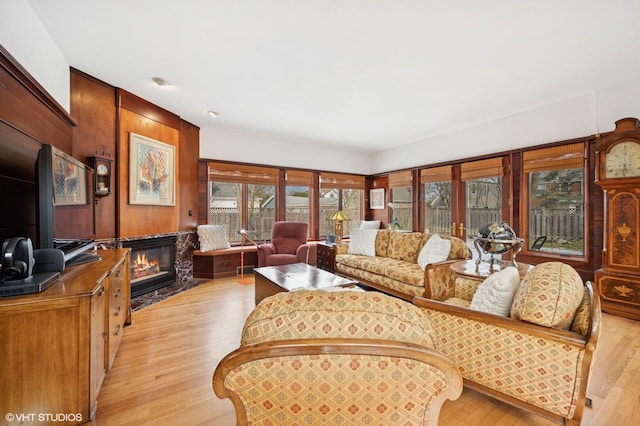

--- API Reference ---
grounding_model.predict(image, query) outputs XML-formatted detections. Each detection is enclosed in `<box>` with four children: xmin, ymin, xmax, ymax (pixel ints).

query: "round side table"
<box><xmin>450</xmin><ymin>259</ymin><xmax>533</xmax><ymax>280</ymax></box>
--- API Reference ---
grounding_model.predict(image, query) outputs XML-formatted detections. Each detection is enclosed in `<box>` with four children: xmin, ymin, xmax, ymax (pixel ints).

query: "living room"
<box><xmin>2</xmin><ymin>1</ymin><xmax>640</xmax><ymax>425</ymax></box>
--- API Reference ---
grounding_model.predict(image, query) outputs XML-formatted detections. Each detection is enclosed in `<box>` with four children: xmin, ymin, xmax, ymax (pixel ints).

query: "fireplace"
<box><xmin>123</xmin><ymin>235</ymin><xmax>176</xmax><ymax>298</ymax></box>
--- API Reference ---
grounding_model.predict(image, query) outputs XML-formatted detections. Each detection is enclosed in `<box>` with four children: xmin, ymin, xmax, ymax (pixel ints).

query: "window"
<box><xmin>319</xmin><ymin>172</ymin><xmax>364</xmax><ymax>237</ymax></box>
<box><xmin>209</xmin><ymin>181</ymin><xmax>242</xmax><ymax>241</ymax></box>
<box><xmin>522</xmin><ymin>143</ymin><xmax>586</xmax><ymax>258</ymax></box>
<box><xmin>389</xmin><ymin>170</ymin><xmax>413</xmax><ymax>231</ymax></box>
<box><xmin>461</xmin><ymin>158</ymin><xmax>504</xmax><ymax>247</ymax></box>
<box><xmin>208</xmin><ymin>162</ymin><xmax>277</xmax><ymax>242</ymax></box>
<box><xmin>285</xmin><ymin>170</ymin><xmax>313</xmax><ymax>227</ymax></box>
<box><xmin>342</xmin><ymin>189</ymin><xmax>362</xmax><ymax>234</ymax></box>
<box><xmin>246</xmin><ymin>183</ymin><xmax>276</xmax><ymax>241</ymax></box>
<box><xmin>421</xmin><ymin>166</ymin><xmax>452</xmax><ymax>235</ymax></box>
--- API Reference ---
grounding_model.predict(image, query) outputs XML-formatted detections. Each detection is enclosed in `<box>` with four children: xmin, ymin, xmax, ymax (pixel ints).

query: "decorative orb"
<box><xmin>477</xmin><ymin>222</ymin><xmax>518</xmax><ymax>254</ymax></box>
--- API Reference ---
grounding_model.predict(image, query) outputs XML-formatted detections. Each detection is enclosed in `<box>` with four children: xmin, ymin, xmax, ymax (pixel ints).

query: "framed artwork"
<box><xmin>129</xmin><ymin>133</ymin><xmax>175</xmax><ymax>206</ymax></box>
<box><xmin>370</xmin><ymin>188</ymin><xmax>385</xmax><ymax>209</ymax></box>
<box><xmin>53</xmin><ymin>148</ymin><xmax>88</xmax><ymax>206</ymax></box>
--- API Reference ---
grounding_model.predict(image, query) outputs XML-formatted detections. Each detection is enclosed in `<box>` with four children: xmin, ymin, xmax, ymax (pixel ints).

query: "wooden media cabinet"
<box><xmin>0</xmin><ymin>249</ymin><xmax>131</xmax><ymax>425</ymax></box>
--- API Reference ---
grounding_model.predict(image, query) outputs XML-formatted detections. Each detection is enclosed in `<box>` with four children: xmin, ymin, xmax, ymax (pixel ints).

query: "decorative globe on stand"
<box><xmin>472</xmin><ymin>221</ymin><xmax>525</xmax><ymax>268</ymax></box>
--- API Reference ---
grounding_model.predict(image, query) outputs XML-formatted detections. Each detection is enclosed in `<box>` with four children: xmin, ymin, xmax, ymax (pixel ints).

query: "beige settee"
<box><xmin>213</xmin><ymin>290</ymin><xmax>463</xmax><ymax>425</ymax></box>
<box><xmin>414</xmin><ymin>261</ymin><xmax>601</xmax><ymax>425</ymax></box>
<box><xmin>335</xmin><ymin>229</ymin><xmax>470</xmax><ymax>301</ymax></box>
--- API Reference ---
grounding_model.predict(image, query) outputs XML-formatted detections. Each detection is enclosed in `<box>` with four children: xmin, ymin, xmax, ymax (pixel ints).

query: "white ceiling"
<box><xmin>27</xmin><ymin>0</ymin><xmax>640</xmax><ymax>154</ymax></box>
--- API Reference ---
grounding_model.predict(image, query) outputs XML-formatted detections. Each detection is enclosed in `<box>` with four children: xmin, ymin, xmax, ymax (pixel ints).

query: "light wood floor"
<box><xmin>96</xmin><ymin>277</ymin><xmax>640</xmax><ymax>425</ymax></box>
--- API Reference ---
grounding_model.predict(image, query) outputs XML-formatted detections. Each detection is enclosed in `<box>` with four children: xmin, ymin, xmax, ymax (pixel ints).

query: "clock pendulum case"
<box><xmin>595</xmin><ymin>117</ymin><xmax>640</xmax><ymax>320</ymax></box>
<box><xmin>89</xmin><ymin>156</ymin><xmax>113</xmax><ymax>197</ymax></box>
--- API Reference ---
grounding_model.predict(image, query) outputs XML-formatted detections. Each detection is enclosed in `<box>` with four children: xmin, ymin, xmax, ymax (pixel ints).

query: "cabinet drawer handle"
<box><xmin>115</xmin><ymin>270</ymin><xmax>121</xmax><ymax>277</ymax></box>
<box><xmin>114</xmin><ymin>288</ymin><xmax>121</xmax><ymax>297</ymax></box>
<box><xmin>114</xmin><ymin>306</ymin><xmax>121</xmax><ymax>316</ymax></box>
<box><xmin>114</xmin><ymin>324</ymin><xmax>121</xmax><ymax>336</ymax></box>
<box><xmin>223</xmin><ymin>260</ymin><xmax>230</xmax><ymax>266</ymax></box>
<box><xmin>97</xmin><ymin>286</ymin><xmax>105</xmax><ymax>296</ymax></box>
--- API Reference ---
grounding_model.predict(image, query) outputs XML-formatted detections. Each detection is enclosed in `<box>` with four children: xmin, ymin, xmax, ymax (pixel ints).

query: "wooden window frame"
<box><xmin>519</xmin><ymin>142</ymin><xmax>589</xmax><ymax>263</ymax></box>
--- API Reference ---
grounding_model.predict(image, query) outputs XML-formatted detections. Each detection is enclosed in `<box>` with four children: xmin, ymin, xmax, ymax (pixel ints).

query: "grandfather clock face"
<box><xmin>605</xmin><ymin>141</ymin><xmax>640</xmax><ymax>178</ymax></box>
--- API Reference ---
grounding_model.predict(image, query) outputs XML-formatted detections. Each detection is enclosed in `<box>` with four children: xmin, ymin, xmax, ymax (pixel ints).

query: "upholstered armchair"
<box><xmin>213</xmin><ymin>290</ymin><xmax>463</xmax><ymax>425</ymax></box>
<box><xmin>257</xmin><ymin>221</ymin><xmax>310</xmax><ymax>267</ymax></box>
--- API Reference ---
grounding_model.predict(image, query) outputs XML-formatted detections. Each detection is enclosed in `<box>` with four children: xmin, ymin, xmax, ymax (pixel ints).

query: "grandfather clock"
<box><xmin>595</xmin><ymin>117</ymin><xmax>640</xmax><ymax>320</ymax></box>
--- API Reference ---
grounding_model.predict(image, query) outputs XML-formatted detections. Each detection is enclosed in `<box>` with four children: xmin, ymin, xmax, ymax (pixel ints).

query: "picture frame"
<box><xmin>52</xmin><ymin>148</ymin><xmax>88</xmax><ymax>206</ymax></box>
<box><xmin>369</xmin><ymin>188</ymin><xmax>385</xmax><ymax>209</ymax></box>
<box><xmin>129</xmin><ymin>133</ymin><xmax>175</xmax><ymax>206</ymax></box>
<box><xmin>325</xmin><ymin>234</ymin><xmax>337</xmax><ymax>245</ymax></box>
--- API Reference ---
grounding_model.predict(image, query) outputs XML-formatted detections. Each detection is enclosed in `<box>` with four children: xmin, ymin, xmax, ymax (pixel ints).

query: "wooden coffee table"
<box><xmin>254</xmin><ymin>262</ymin><xmax>359</xmax><ymax>304</ymax></box>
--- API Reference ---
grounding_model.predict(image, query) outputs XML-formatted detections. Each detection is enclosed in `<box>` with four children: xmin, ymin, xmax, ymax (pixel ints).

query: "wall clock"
<box><xmin>605</xmin><ymin>140</ymin><xmax>640</xmax><ymax>178</ymax></box>
<box><xmin>595</xmin><ymin>117</ymin><xmax>640</xmax><ymax>320</ymax></box>
<box><xmin>89</xmin><ymin>156</ymin><xmax>112</xmax><ymax>197</ymax></box>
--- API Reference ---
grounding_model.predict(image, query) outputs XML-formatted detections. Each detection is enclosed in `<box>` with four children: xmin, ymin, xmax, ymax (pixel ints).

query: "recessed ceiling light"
<box><xmin>207</xmin><ymin>111</ymin><xmax>219</xmax><ymax>118</ymax></box>
<box><xmin>152</xmin><ymin>77</ymin><xmax>169</xmax><ymax>86</ymax></box>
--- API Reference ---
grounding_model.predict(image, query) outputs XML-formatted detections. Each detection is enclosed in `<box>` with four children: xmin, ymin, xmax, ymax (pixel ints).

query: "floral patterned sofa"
<box><xmin>335</xmin><ymin>229</ymin><xmax>470</xmax><ymax>301</ymax></box>
<box><xmin>213</xmin><ymin>290</ymin><xmax>463</xmax><ymax>425</ymax></box>
<box><xmin>414</xmin><ymin>262</ymin><xmax>601</xmax><ymax>426</ymax></box>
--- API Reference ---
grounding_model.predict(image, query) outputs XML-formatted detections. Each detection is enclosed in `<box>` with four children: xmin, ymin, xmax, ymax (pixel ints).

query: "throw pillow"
<box><xmin>510</xmin><ymin>262</ymin><xmax>584</xmax><ymax>330</ymax></box>
<box><xmin>348</xmin><ymin>229</ymin><xmax>378</xmax><ymax>256</ymax></box>
<box><xmin>469</xmin><ymin>266</ymin><xmax>520</xmax><ymax>316</ymax></box>
<box><xmin>387</xmin><ymin>232</ymin><xmax>423</xmax><ymax>262</ymax></box>
<box><xmin>417</xmin><ymin>233</ymin><xmax>451</xmax><ymax>270</ymax></box>
<box><xmin>359</xmin><ymin>220</ymin><xmax>381</xmax><ymax>230</ymax></box>
<box><xmin>197</xmin><ymin>224</ymin><xmax>230</xmax><ymax>251</ymax></box>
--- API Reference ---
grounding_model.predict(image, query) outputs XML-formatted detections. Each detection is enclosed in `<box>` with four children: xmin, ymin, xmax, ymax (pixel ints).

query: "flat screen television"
<box><xmin>0</xmin><ymin>124</ymin><xmax>96</xmax><ymax>264</ymax></box>
<box><xmin>37</xmin><ymin>144</ymin><xmax>96</xmax><ymax>263</ymax></box>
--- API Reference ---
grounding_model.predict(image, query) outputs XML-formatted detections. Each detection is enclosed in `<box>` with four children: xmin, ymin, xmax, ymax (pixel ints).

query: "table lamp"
<box><xmin>329</xmin><ymin>211</ymin><xmax>350</xmax><ymax>243</ymax></box>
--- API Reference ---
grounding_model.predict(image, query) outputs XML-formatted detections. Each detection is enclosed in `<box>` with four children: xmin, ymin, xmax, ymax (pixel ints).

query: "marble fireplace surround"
<box><xmin>96</xmin><ymin>231</ymin><xmax>208</xmax><ymax>311</ymax></box>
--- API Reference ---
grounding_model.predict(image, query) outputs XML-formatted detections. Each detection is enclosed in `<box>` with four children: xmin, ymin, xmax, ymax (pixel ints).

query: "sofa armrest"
<box><xmin>256</xmin><ymin>243</ymin><xmax>276</xmax><ymax>267</ymax></box>
<box><xmin>423</xmin><ymin>259</ymin><xmax>459</xmax><ymax>300</ymax></box>
<box><xmin>295</xmin><ymin>243</ymin><xmax>310</xmax><ymax>263</ymax></box>
<box><xmin>213</xmin><ymin>338</ymin><xmax>462</xmax><ymax>426</ymax></box>
<box><xmin>257</xmin><ymin>243</ymin><xmax>276</xmax><ymax>255</ymax></box>
<box><xmin>335</xmin><ymin>243</ymin><xmax>349</xmax><ymax>255</ymax></box>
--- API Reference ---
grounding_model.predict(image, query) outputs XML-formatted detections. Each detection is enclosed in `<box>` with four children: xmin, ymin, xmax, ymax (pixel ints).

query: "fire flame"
<box><xmin>132</xmin><ymin>253</ymin><xmax>160</xmax><ymax>279</ymax></box>
<box><xmin>135</xmin><ymin>253</ymin><xmax>159</xmax><ymax>268</ymax></box>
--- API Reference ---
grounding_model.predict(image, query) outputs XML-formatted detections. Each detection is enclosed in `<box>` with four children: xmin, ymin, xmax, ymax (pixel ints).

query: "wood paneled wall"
<box><xmin>0</xmin><ymin>45</ymin><xmax>75</xmax><ymax>244</ymax></box>
<box><xmin>0</xmin><ymin>45</ymin><xmax>75</xmax><ymax>152</ymax></box>
<box><xmin>70</xmin><ymin>71</ymin><xmax>200</xmax><ymax>240</ymax></box>
<box><xmin>70</xmin><ymin>69</ymin><xmax>117</xmax><ymax>239</ymax></box>
<box><xmin>179</xmin><ymin>120</ymin><xmax>200</xmax><ymax>230</ymax></box>
<box><xmin>367</xmin><ymin>176</ymin><xmax>390</xmax><ymax>225</ymax></box>
<box><xmin>117</xmin><ymin>90</ymin><xmax>180</xmax><ymax>238</ymax></box>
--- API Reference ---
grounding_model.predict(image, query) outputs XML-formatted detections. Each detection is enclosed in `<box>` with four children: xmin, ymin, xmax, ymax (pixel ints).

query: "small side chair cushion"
<box><xmin>469</xmin><ymin>266</ymin><xmax>520</xmax><ymax>316</ymax></box>
<box><xmin>417</xmin><ymin>233</ymin><xmax>451</xmax><ymax>270</ymax></box>
<box><xmin>347</xmin><ymin>229</ymin><xmax>378</xmax><ymax>256</ymax></box>
<box><xmin>510</xmin><ymin>262</ymin><xmax>584</xmax><ymax>330</ymax></box>
<box><xmin>197</xmin><ymin>224</ymin><xmax>230</xmax><ymax>251</ymax></box>
<box><xmin>359</xmin><ymin>220</ymin><xmax>381</xmax><ymax>229</ymax></box>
